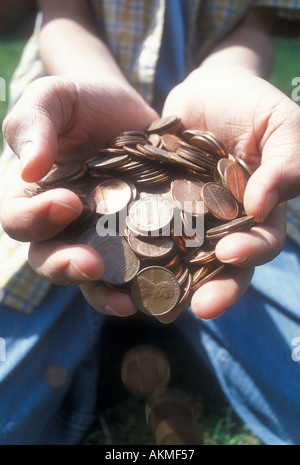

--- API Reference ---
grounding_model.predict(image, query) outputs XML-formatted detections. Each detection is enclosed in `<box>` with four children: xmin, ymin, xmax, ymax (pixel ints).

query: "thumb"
<box><xmin>244</xmin><ymin>102</ymin><xmax>300</xmax><ymax>222</ymax></box>
<box><xmin>2</xmin><ymin>77</ymin><xmax>76</xmax><ymax>182</ymax></box>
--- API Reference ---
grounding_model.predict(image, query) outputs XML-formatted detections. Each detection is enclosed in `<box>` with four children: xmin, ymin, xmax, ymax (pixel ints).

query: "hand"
<box><xmin>1</xmin><ymin>75</ymin><xmax>158</xmax><ymax>316</ymax></box>
<box><xmin>162</xmin><ymin>66</ymin><xmax>300</xmax><ymax>320</ymax></box>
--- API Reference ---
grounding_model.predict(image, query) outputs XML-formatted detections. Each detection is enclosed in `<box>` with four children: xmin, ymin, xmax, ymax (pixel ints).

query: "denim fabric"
<box><xmin>175</xmin><ymin>237</ymin><xmax>300</xmax><ymax>445</ymax></box>
<box><xmin>0</xmin><ymin>285</ymin><xmax>106</xmax><ymax>445</ymax></box>
<box><xmin>0</xmin><ymin>239</ymin><xmax>299</xmax><ymax>444</ymax></box>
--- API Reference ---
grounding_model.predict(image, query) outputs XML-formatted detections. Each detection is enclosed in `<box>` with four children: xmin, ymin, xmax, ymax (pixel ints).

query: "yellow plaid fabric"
<box><xmin>0</xmin><ymin>0</ymin><xmax>300</xmax><ymax>313</ymax></box>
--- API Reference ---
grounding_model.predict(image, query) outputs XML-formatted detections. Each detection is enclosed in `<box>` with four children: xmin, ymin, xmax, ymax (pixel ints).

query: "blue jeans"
<box><xmin>0</xmin><ymin>238</ymin><xmax>299</xmax><ymax>445</ymax></box>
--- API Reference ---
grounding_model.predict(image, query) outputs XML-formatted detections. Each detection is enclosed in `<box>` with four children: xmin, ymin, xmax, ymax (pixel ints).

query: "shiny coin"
<box><xmin>39</xmin><ymin>163</ymin><xmax>86</xmax><ymax>187</ymax></box>
<box><xmin>121</xmin><ymin>345</ymin><xmax>170</xmax><ymax>398</ymax></box>
<box><xmin>183</xmin><ymin>243</ymin><xmax>216</xmax><ymax>265</ymax></box>
<box><xmin>206</xmin><ymin>215</ymin><xmax>255</xmax><ymax>241</ymax></box>
<box><xmin>127</xmin><ymin>233</ymin><xmax>175</xmax><ymax>260</ymax></box>
<box><xmin>88</xmin><ymin>153</ymin><xmax>129</xmax><ymax>171</ymax></box>
<box><xmin>170</xmin><ymin>179</ymin><xmax>205</xmax><ymax>216</ymax></box>
<box><xmin>224</xmin><ymin>162</ymin><xmax>250</xmax><ymax>204</ymax></box>
<box><xmin>217</xmin><ymin>158</ymin><xmax>235</xmax><ymax>184</ymax></box>
<box><xmin>146</xmin><ymin>116</ymin><xmax>181</xmax><ymax>134</ymax></box>
<box><xmin>128</xmin><ymin>196</ymin><xmax>174</xmax><ymax>236</ymax></box>
<box><xmin>235</xmin><ymin>156</ymin><xmax>253</xmax><ymax>175</ymax></box>
<box><xmin>79</xmin><ymin>228</ymin><xmax>140</xmax><ymax>286</ymax></box>
<box><xmin>201</xmin><ymin>182</ymin><xmax>239</xmax><ymax>221</ymax></box>
<box><xmin>160</xmin><ymin>133</ymin><xmax>182</xmax><ymax>152</ymax></box>
<box><xmin>131</xmin><ymin>266</ymin><xmax>181</xmax><ymax>315</ymax></box>
<box><xmin>191</xmin><ymin>263</ymin><xmax>225</xmax><ymax>292</ymax></box>
<box><xmin>92</xmin><ymin>178</ymin><xmax>132</xmax><ymax>215</ymax></box>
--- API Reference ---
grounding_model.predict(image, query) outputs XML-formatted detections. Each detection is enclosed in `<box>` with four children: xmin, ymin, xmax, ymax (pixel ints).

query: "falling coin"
<box><xmin>121</xmin><ymin>345</ymin><xmax>170</xmax><ymax>397</ymax></box>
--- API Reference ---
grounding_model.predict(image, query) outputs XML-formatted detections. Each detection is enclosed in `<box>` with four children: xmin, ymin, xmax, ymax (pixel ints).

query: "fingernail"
<box><xmin>104</xmin><ymin>304</ymin><xmax>126</xmax><ymax>317</ymax></box>
<box><xmin>261</xmin><ymin>190</ymin><xmax>278</xmax><ymax>222</ymax></box>
<box><xmin>220</xmin><ymin>256</ymin><xmax>249</xmax><ymax>265</ymax></box>
<box><xmin>66</xmin><ymin>260</ymin><xmax>97</xmax><ymax>281</ymax></box>
<box><xmin>20</xmin><ymin>141</ymin><xmax>34</xmax><ymax>175</ymax></box>
<box><xmin>47</xmin><ymin>200</ymin><xmax>80</xmax><ymax>224</ymax></box>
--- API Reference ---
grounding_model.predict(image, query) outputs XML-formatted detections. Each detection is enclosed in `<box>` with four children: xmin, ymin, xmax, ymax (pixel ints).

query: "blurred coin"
<box><xmin>156</xmin><ymin>421</ymin><xmax>203</xmax><ymax>445</ymax></box>
<box><xmin>44</xmin><ymin>365</ymin><xmax>68</xmax><ymax>388</ymax></box>
<box><xmin>121</xmin><ymin>345</ymin><xmax>170</xmax><ymax>398</ymax></box>
<box><xmin>146</xmin><ymin>387</ymin><xmax>194</xmax><ymax>431</ymax></box>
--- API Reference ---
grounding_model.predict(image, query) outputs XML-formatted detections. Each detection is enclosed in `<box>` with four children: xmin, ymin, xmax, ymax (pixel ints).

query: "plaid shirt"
<box><xmin>1</xmin><ymin>0</ymin><xmax>300</xmax><ymax>313</ymax></box>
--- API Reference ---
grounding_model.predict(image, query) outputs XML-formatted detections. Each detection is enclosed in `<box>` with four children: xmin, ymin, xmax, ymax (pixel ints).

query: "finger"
<box><xmin>1</xmin><ymin>181</ymin><xmax>83</xmax><ymax>242</ymax></box>
<box><xmin>28</xmin><ymin>240</ymin><xmax>104</xmax><ymax>285</ymax></box>
<box><xmin>80</xmin><ymin>281</ymin><xmax>137</xmax><ymax>317</ymax></box>
<box><xmin>244</xmin><ymin>99</ymin><xmax>300</xmax><ymax>222</ymax></box>
<box><xmin>215</xmin><ymin>203</ymin><xmax>286</xmax><ymax>267</ymax></box>
<box><xmin>190</xmin><ymin>265</ymin><xmax>255</xmax><ymax>320</ymax></box>
<box><xmin>2</xmin><ymin>76</ymin><xmax>78</xmax><ymax>182</ymax></box>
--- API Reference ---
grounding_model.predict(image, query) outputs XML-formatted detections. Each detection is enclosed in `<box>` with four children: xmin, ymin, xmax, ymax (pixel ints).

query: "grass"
<box><xmin>0</xmin><ymin>30</ymin><xmax>299</xmax><ymax>446</ymax></box>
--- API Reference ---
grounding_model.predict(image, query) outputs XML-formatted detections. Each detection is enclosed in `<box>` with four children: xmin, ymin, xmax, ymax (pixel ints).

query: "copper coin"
<box><xmin>217</xmin><ymin>157</ymin><xmax>235</xmax><ymax>183</ymax></box>
<box><xmin>88</xmin><ymin>153</ymin><xmax>129</xmax><ymax>171</ymax></box>
<box><xmin>191</xmin><ymin>263</ymin><xmax>225</xmax><ymax>292</ymax></box>
<box><xmin>128</xmin><ymin>196</ymin><xmax>174</xmax><ymax>236</ymax></box>
<box><xmin>146</xmin><ymin>387</ymin><xmax>194</xmax><ymax>431</ymax></box>
<box><xmin>206</xmin><ymin>215</ymin><xmax>255</xmax><ymax>240</ymax></box>
<box><xmin>170</xmin><ymin>179</ymin><xmax>205</xmax><ymax>216</ymax></box>
<box><xmin>224</xmin><ymin>162</ymin><xmax>250</xmax><ymax>204</ymax></box>
<box><xmin>79</xmin><ymin>228</ymin><xmax>140</xmax><ymax>286</ymax></box>
<box><xmin>121</xmin><ymin>345</ymin><xmax>170</xmax><ymax>398</ymax></box>
<box><xmin>160</xmin><ymin>133</ymin><xmax>182</xmax><ymax>152</ymax></box>
<box><xmin>183</xmin><ymin>244</ymin><xmax>216</xmax><ymax>265</ymax></box>
<box><xmin>131</xmin><ymin>266</ymin><xmax>180</xmax><ymax>315</ymax></box>
<box><xmin>146</xmin><ymin>116</ymin><xmax>181</xmax><ymax>134</ymax></box>
<box><xmin>156</xmin><ymin>423</ymin><xmax>203</xmax><ymax>446</ymax></box>
<box><xmin>201</xmin><ymin>182</ymin><xmax>238</xmax><ymax>220</ymax></box>
<box><xmin>127</xmin><ymin>233</ymin><xmax>175</xmax><ymax>260</ymax></box>
<box><xmin>39</xmin><ymin>163</ymin><xmax>85</xmax><ymax>187</ymax></box>
<box><xmin>235</xmin><ymin>156</ymin><xmax>253</xmax><ymax>175</ymax></box>
<box><xmin>44</xmin><ymin>365</ymin><xmax>68</xmax><ymax>388</ymax></box>
<box><xmin>148</xmin><ymin>133</ymin><xmax>161</xmax><ymax>147</ymax></box>
<box><xmin>92</xmin><ymin>178</ymin><xmax>132</xmax><ymax>215</ymax></box>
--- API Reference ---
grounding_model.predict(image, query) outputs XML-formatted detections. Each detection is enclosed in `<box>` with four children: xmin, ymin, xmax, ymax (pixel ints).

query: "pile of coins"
<box><xmin>26</xmin><ymin>116</ymin><xmax>255</xmax><ymax>317</ymax></box>
<box><xmin>121</xmin><ymin>345</ymin><xmax>203</xmax><ymax>445</ymax></box>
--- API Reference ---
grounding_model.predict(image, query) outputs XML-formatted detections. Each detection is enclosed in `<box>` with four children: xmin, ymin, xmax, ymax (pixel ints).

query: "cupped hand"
<box><xmin>1</xmin><ymin>75</ymin><xmax>158</xmax><ymax>316</ymax></box>
<box><xmin>162</xmin><ymin>66</ymin><xmax>300</xmax><ymax>320</ymax></box>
